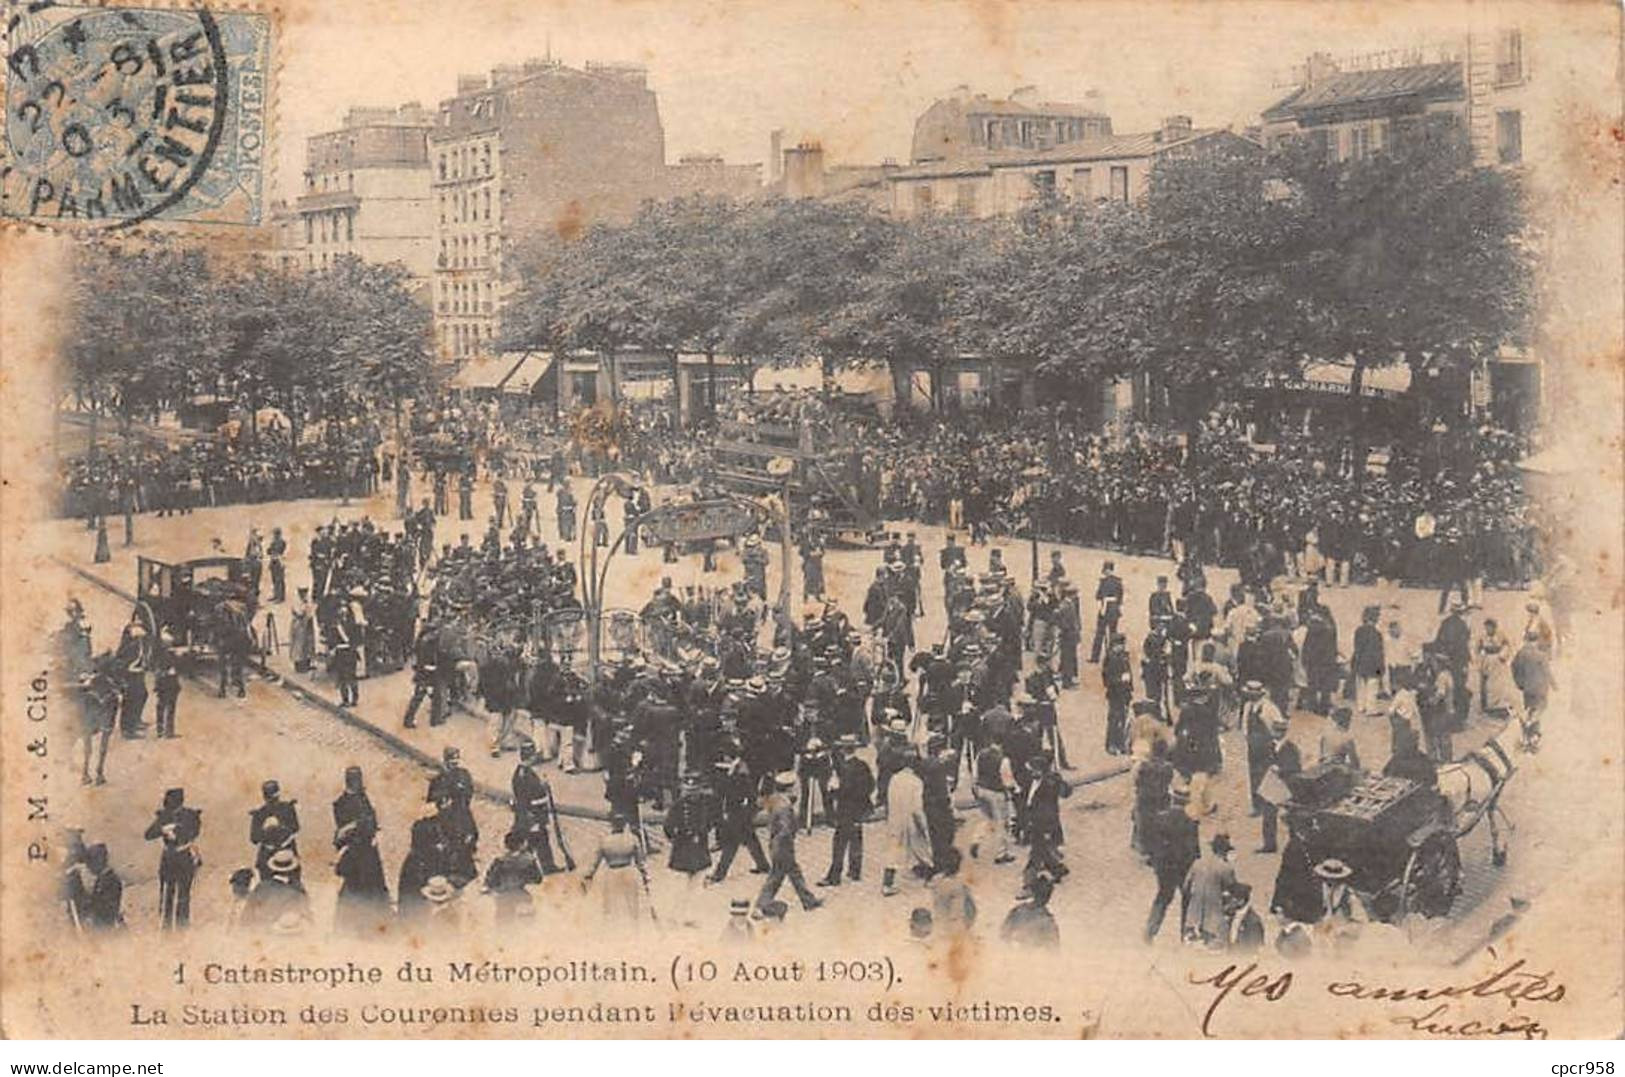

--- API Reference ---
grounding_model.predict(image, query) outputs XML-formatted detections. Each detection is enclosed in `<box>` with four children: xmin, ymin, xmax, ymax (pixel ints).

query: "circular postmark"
<box><xmin>3</xmin><ymin>6</ymin><xmax>229</xmax><ymax>227</ymax></box>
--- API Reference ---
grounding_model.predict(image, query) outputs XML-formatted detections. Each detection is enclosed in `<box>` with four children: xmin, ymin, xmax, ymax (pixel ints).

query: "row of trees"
<box><xmin>504</xmin><ymin>121</ymin><xmax>1534</xmax><ymax>431</ymax></box>
<box><xmin>64</xmin><ymin>121</ymin><xmax>1532</xmax><ymax>465</ymax></box>
<box><xmin>65</xmin><ymin>246</ymin><xmax>434</xmax><ymax>451</ymax></box>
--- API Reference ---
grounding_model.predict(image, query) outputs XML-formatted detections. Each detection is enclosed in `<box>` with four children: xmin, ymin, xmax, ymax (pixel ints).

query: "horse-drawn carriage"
<box><xmin>1283</xmin><ymin>731</ymin><xmax>1517</xmax><ymax>923</ymax></box>
<box><xmin>135</xmin><ymin>555</ymin><xmax>258</xmax><ymax>661</ymax></box>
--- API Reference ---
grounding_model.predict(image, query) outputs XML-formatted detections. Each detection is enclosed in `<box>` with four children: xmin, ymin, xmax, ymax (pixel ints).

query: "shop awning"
<box><xmin>449</xmin><ymin>353</ymin><xmax>519</xmax><ymax>390</ymax></box>
<box><xmin>1292</xmin><ymin>361</ymin><xmax>1412</xmax><ymax>399</ymax></box>
<box><xmin>500</xmin><ymin>352</ymin><xmax>553</xmax><ymax>395</ymax></box>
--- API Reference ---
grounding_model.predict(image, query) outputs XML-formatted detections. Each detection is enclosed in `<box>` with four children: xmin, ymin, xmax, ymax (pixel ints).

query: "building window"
<box><xmin>954</xmin><ymin>182</ymin><xmax>976</xmax><ymax>214</ymax></box>
<box><xmin>1072</xmin><ymin>167</ymin><xmax>1093</xmax><ymax>199</ymax></box>
<box><xmin>983</xmin><ymin>119</ymin><xmax>998</xmax><ymax>147</ymax></box>
<box><xmin>913</xmin><ymin>186</ymin><xmax>934</xmax><ymax>213</ymax></box>
<box><xmin>1323</xmin><ymin>128</ymin><xmax>1342</xmax><ymax>163</ymax></box>
<box><xmin>438</xmin><ymin>153</ymin><xmax>446</xmax><ymax>180</ymax></box>
<box><xmin>1496</xmin><ymin>29</ymin><xmax>1524</xmax><ymax>85</ymax></box>
<box><xmin>483</xmin><ymin>189</ymin><xmax>491</xmax><ymax>220</ymax></box>
<box><xmin>345</xmin><ymin>211</ymin><xmax>353</xmax><ymax>242</ymax></box>
<box><xmin>304</xmin><ymin>217</ymin><xmax>312</xmax><ymax>244</ymax></box>
<box><xmin>1109</xmin><ymin>165</ymin><xmax>1129</xmax><ymax>202</ymax></box>
<box><xmin>1349</xmin><ymin>124</ymin><xmax>1373</xmax><ymax>161</ymax></box>
<box><xmin>1496</xmin><ymin>109</ymin><xmax>1523</xmax><ymax>164</ymax></box>
<box><xmin>1032</xmin><ymin>170</ymin><xmax>1056</xmax><ymax>196</ymax></box>
<box><xmin>1018</xmin><ymin>120</ymin><xmax>1033</xmax><ymax>146</ymax></box>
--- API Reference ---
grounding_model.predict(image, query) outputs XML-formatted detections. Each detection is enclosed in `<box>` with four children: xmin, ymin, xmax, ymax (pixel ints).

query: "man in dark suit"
<box><xmin>710</xmin><ymin>754</ymin><xmax>770</xmax><ymax>882</ymax></box>
<box><xmin>114</xmin><ymin>618</ymin><xmax>151</xmax><ymax>737</ymax></box>
<box><xmin>1023</xmin><ymin>756</ymin><xmax>1072</xmax><ymax>888</ymax></box>
<box><xmin>1256</xmin><ymin>718</ymin><xmax>1302</xmax><ymax>854</ymax></box>
<box><xmin>1143</xmin><ymin>785</ymin><xmax>1199</xmax><ymax>943</ymax></box>
<box><xmin>819</xmin><ymin>736</ymin><xmax>874</xmax><ymax>886</ymax></box>
<box><xmin>1434</xmin><ymin>601</ymin><xmax>1473</xmax><ymax>729</ymax></box>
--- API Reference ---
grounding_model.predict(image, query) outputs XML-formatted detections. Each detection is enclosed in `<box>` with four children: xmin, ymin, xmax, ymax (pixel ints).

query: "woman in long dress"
<box><xmin>583</xmin><ymin>815</ymin><xmax>649</xmax><ymax>924</ymax></box>
<box><xmin>1477</xmin><ymin>618</ymin><xmax>1518</xmax><ymax>720</ymax></box>
<box><xmin>289</xmin><ymin>588</ymin><xmax>317</xmax><ymax>673</ymax></box>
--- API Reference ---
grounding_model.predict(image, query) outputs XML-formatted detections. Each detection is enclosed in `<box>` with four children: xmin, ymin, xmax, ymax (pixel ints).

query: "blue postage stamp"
<box><xmin>2</xmin><ymin>2</ymin><xmax>272</xmax><ymax>227</ymax></box>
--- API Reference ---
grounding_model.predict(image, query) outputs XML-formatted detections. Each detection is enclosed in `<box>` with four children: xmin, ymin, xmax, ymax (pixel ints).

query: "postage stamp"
<box><xmin>1</xmin><ymin>2</ymin><xmax>272</xmax><ymax>228</ymax></box>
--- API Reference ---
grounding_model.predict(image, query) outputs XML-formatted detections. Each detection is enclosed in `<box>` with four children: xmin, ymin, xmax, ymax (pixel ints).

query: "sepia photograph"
<box><xmin>0</xmin><ymin>0</ymin><xmax>1620</xmax><ymax>1051</ymax></box>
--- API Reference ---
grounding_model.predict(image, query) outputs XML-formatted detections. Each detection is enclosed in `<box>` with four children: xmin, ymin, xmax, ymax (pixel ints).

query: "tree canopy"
<box><xmin>502</xmin><ymin>124</ymin><xmax>1530</xmax><ymax>428</ymax></box>
<box><xmin>64</xmin><ymin>244</ymin><xmax>433</xmax><ymax>445</ymax></box>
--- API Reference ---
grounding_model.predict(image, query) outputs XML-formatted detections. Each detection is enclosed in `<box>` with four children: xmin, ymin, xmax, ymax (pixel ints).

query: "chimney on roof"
<box><xmin>1161</xmin><ymin>115</ymin><xmax>1193</xmax><ymax>142</ymax></box>
<box><xmin>1305</xmin><ymin>52</ymin><xmax>1339</xmax><ymax>88</ymax></box>
<box><xmin>783</xmin><ymin>142</ymin><xmax>826</xmax><ymax>199</ymax></box>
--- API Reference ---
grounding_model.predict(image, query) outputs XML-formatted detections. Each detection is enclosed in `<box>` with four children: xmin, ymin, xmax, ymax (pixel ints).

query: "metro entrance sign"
<box><xmin>639</xmin><ymin>498</ymin><xmax>762</xmax><ymax>545</ymax></box>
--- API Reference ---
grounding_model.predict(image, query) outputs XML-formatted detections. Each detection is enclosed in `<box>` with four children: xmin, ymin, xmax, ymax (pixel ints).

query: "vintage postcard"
<box><xmin>1</xmin><ymin>0</ymin><xmax>1620</xmax><ymax>1043</ymax></box>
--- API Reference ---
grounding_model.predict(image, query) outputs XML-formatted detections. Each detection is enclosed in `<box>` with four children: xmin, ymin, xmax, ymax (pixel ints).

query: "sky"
<box><xmin>270</xmin><ymin>0</ymin><xmax>1576</xmax><ymax>203</ymax></box>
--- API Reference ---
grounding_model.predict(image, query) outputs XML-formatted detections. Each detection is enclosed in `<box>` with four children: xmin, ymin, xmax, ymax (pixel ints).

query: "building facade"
<box><xmin>1260</xmin><ymin>25</ymin><xmax>1543</xmax><ymax>432</ymax></box>
<box><xmin>910</xmin><ymin>89</ymin><xmax>1112</xmax><ymax>164</ymax></box>
<box><xmin>294</xmin><ymin>104</ymin><xmax>435</xmax><ymax>286</ymax></box>
<box><xmin>429</xmin><ymin>59</ymin><xmax>668</xmax><ymax>360</ymax></box>
<box><xmin>888</xmin><ymin>117</ymin><xmax>1254</xmax><ymax>219</ymax></box>
<box><xmin>1260</xmin><ymin>27</ymin><xmax>1532</xmax><ymax>169</ymax></box>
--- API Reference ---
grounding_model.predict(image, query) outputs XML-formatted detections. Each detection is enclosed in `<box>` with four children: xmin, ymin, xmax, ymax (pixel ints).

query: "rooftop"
<box><xmin>890</xmin><ymin>127</ymin><xmax>1229</xmax><ymax>180</ymax></box>
<box><xmin>953</xmin><ymin>93</ymin><xmax>1109</xmax><ymax>120</ymax></box>
<box><xmin>1263</xmin><ymin>61</ymin><xmax>1464</xmax><ymax>119</ymax></box>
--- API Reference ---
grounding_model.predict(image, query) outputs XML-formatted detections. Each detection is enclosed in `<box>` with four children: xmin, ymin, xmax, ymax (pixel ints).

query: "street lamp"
<box><xmin>577</xmin><ymin>471</ymin><xmax>639</xmax><ymax>685</ymax></box>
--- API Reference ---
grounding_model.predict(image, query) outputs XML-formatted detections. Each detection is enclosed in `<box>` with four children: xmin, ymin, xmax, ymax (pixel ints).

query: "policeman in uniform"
<box><xmin>153</xmin><ymin>629</ymin><xmax>184</xmax><ymax>739</ymax></box>
<box><xmin>144</xmin><ymin>787</ymin><xmax>201</xmax><ymax>929</ymax></box>
<box><xmin>267</xmin><ymin>527</ymin><xmax>288</xmax><ymax>603</ymax></box>
<box><xmin>555</xmin><ymin>484</ymin><xmax>577</xmax><ymax>542</ymax></box>
<box><xmin>491</xmin><ymin>475</ymin><xmax>509</xmax><ymax>532</ymax></box>
<box><xmin>249</xmin><ymin>779</ymin><xmax>300</xmax><ymax>885</ymax></box>
<box><xmin>331</xmin><ymin>598</ymin><xmax>361</xmax><ymax>707</ymax></box>
<box><xmin>458</xmin><ymin>469</ymin><xmax>475</xmax><ymax>521</ymax></box>
<box><xmin>511</xmin><ymin>742</ymin><xmax>565</xmax><ymax>873</ymax></box>
<box><xmin>403</xmin><ymin>620</ymin><xmax>445</xmax><ymax>729</ymax></box>
<box><xmin>1089</xmin><ymin>561</ymin><xmax>1124</xmax><ymax>664</ymax></box>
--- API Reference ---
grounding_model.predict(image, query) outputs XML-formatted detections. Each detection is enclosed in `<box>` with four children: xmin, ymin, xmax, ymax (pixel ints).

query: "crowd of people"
<box><xmin>63</xmin><ymin>425</ymin><xmax>382</xmax><ymax>523</ymax></box>
<box><xmin>60</xmin><ymin>465</ymin><xmax>1559</xmax><ymax>953</ymax></box>
<box><xmin>54</xmin><ymin>384</ymin><xmax>1562</xmax><ymax>954</ymax></box>
<box><xmin>858</xmin><ymin>404</ymin><xmax>1542</xmax><ymax>592</ymax></box>
<box><xmin>65</xmin><ymin>388</ymin><xmax>1545</xmax><ymax>596</ymax></box>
